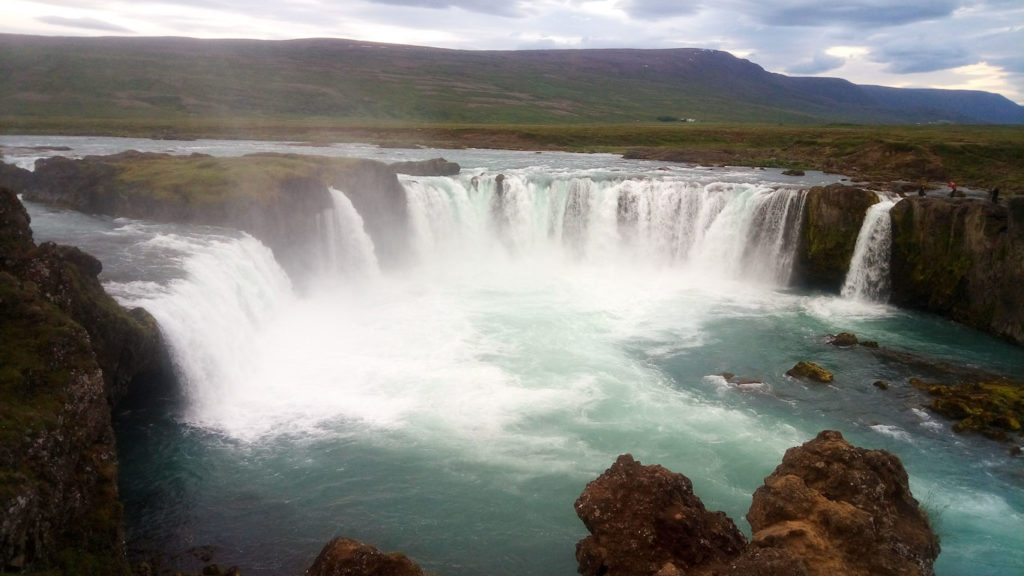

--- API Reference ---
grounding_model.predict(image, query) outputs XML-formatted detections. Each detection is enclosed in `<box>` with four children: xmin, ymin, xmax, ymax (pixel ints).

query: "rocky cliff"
<box><xmin>792</xmin><ymin>184</ymin><xmax>879</xmax><ymax>291</ymax></box>
<box><xmin>0</xmin><ymin>187</ymin><xmax>166</xmax><ymax>574</ymax></box>
<box><xmin>5</xmin><ymin>152</ymin><xmax>457</xmax><ymax>286</ymax></box>
<box><xmin>890</xmin><ymin>196</ymin><xmax>1024</xmax><ymax>345</ymax></box>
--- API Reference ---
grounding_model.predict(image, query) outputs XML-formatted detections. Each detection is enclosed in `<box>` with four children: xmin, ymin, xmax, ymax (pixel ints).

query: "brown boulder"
<box><xmin>306</xmin><ymin>538</ymin><xmax>425</xmax><ymax>576</ymax></box>
<box><xmin>574</xmin><ymin>454</ymin><xmax>747</xmax><ymax>576</ymax></box>
<box><xmin>746</xmin><ymin>430</ymin><xmax>940</xmax><ymax>576</ymax></box>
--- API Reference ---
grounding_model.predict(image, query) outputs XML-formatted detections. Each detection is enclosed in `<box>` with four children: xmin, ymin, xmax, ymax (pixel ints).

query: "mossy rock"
<box><xmin>911</xmin><ymin>378</ymin><xmax>1024</xmax><ymax>439</ymax></box>
<box><xmin>786</xmin><ymin>361</ymin><xmax>834</xmax><ymax>383</ymax></box>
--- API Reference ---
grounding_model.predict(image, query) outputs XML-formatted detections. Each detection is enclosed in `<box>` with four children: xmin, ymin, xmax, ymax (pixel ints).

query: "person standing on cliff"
<box><xmin>918</xmin><ymin>185</ymin><xmax>926</xmax><ymax>196</ymax></box>
<box><xmin>990</xmin><ymin>187</ymin><xmax>1000</xmax><ymax>203</ymax></box>
<box><xmin>949</xmin><ymin>181</ymin><xmax>957</xmax><ymax>197</ymax></box>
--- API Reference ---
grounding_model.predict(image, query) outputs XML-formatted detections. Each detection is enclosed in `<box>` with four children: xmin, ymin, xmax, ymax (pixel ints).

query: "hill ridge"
<box><xmin>1</xmin><ymin>34</ymin><xmax>1022</xmax><ymax>124</ymax></box>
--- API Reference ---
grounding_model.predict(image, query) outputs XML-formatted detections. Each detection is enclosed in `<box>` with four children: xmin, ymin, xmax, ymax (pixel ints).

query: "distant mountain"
<box><xmin>1</xmin><ymin>34</ymin><xmax>1022</xmax><ymax>125</ymax></box>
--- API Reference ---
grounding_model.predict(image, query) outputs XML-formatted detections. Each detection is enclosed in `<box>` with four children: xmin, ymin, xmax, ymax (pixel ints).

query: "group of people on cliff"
<box><xmin>914</xmin><ymin>181</ymin><xmax>1001</xmax><ymax>203</ymax></box>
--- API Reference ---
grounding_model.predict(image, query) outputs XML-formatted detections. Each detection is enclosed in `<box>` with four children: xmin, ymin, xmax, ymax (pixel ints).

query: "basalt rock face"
<box><xmin>745</xmin><ymin>430</ymin><xmax>940</xmax><ymax>576</ymax></box>
<box><xmin>306</xmin><ymin>538</ymin><xmax>426</xmax><ymax>576</ymax></box>
<box><xmin>0</xmin><ymin>187</ymin><xmax>166</xmax><ymax>574</ymax></box>
<box><xmin>889</xmin><ymin>196</ymin><xmax>1024</xmax><ymax>345</ymax></box>
<box><xmin>574</xmin><ymin>454</ymin><xmax>748</xmax><ymax>576</ymax></box>
<box><xmin>17</xmin><ymin>152</ymin><xmax>459</xmax><ymax>284</ymax></box>
<box><xmin>793</xmin><ymin>184</ymin><xmax>879</xmax><ymax>291</ymax></box>
<box><xmin>575</xmin><ymin>432</ymin><xmax>939</xmax><ymax>576</ymax></box>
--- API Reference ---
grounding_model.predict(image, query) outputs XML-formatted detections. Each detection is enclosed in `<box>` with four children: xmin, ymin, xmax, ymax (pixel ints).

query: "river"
<box><xmin>3</xmin><ymin>135</ymin><xmax>1022</xmax><ymax>576</ymax></box>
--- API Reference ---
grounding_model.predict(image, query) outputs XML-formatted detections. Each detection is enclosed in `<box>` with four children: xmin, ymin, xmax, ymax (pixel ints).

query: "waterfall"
<box><xmin>117</xmin><ymin>233</ymin><xmax>295</xmax><ymax>430</ymax></box>
<box><xmin>841</xmin><ymin>199</ymin><xmax>897</xmax><ymax>301</ymax></box>
<box><xmin>314</xmin><ymin>187</ymin><xmax>380</xmax><ymax>278</ymax></box>
<box><xmin>400</xmin><ymin>173</ymin><xmax>807</xmax><ymax>285</ymax></box>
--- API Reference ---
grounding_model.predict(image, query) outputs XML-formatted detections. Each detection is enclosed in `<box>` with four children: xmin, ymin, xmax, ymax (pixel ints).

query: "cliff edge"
<box><xmin>6</xmin><ymin>152</ymin><xmax>458</xmax><ymax>286</ymax></box>
<box><xmin>0</xmin><ymin>187</ymin><xmax>166</xmax><ymax>574</ymax></box>
<box><xmin>890</xmin><ymin>196</ymin><xmax>1024</xmax><ymax>345</ymax></box>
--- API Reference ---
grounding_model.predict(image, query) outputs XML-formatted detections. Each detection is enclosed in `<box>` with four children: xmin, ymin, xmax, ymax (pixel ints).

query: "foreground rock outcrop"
<box><xmin>890</xmin><ymin>196</ymin><xmax>1024</xmax><ymax>345</ymax></box>
<box><xmin>744</xmin><ymin>430</ymin><xmax>940</xmax><ymax>576</ymax></box>
<box><xmin>575</xmin><ymin>431</ymin><xmax>939</xmax><ymax>576</ymax></box>
<box><xmin>575</xmin><ymin>454</ymin><xmax>747</xmax><ymax>576</ymax></box>
<box><xmin>0</xmin><ymin>187</ymin><xmax>167</xmax><ymax>574</ymax></box>
<box><xmin>306</xmin><ymin>538</ymin><xmax>426</xmax><ymax>576</ymax></box>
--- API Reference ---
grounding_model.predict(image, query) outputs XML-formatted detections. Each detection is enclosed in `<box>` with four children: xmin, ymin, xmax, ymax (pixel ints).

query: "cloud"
<box><xmin>872</xmin><ymin>43</ymin><xmax>975</xmax><ymax>74</ymax></box>
<box><xmin>37</xmin><ymin>15</ymin><xmax>132</xmax><ymax>32</ymax></box>
<box><xmin>759</xmin><ymin>0</ymin><xmax>959</xmax><ymax>27</ymax></box>
<box><xmin>363</xmin><ymin>0</ymin><xmax>523</xmax><ymax>17</ymax></box>
<box><xmin>620</xmin><ymin>0</ymin><xmax>703</xmax><ymax>19</ymax></box>
<box><xmin>786</xmin><ymin>52</ymin><xmax>846</xmax><ymax>74</ymax></box>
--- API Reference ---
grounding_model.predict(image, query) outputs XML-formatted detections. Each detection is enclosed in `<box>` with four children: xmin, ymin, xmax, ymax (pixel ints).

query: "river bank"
<box><xmin>2</xmin><ymin>122</ymin><xmax>1021</xmax><ymax>193</ymax></box>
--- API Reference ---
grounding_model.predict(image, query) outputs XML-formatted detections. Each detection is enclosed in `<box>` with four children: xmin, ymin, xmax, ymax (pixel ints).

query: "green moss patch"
<box><xmin>911</xmin><ymin>377</ymin><xmax>1024</xmax><ymax>441</ymax></box>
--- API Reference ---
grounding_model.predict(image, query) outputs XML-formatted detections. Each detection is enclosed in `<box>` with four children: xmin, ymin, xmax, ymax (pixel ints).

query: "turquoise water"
<box><xmin>8</xmin><ymin>136</ymin><xmax>1023</xmax><ymax>576</ymax></box>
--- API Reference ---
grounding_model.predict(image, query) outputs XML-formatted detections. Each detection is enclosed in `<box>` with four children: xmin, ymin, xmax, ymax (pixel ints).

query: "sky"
<box><xmin>4</xmin><ymin>0</ymin><xmax>1024</xmax><ymax>105</ymax></box>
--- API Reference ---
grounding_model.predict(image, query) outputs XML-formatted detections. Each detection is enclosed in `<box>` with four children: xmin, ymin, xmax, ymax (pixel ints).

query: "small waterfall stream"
<box><xmin>842</xmin><ymin>199</ymin><xmax>897</xmax><ymax>301</ymax></box>
<box><xmin>314</xmin><ymin>187</ymin><xmax>380</xmax><ymax>278</ymax></box>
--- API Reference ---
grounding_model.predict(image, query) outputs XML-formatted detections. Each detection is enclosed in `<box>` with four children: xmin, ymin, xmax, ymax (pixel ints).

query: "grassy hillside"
<box><xmin>2</xmin><ymin>35</ymin><xmax>1022</xmax><ymax>126</ymax></box>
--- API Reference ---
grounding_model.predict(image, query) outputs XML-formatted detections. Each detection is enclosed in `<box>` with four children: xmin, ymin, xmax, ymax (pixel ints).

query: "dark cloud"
<box><xmin>37</xmin><ymin>15</ymin><xmax>132</xmax><ymax>33</ymax></box>
<box><xmin>620</xmin><ymin>0</ymin><xmax>703</xmax><ymax>19</ymax></box>
<box><xmin>786</xmin><ymin>52</ymin><xmax>845</xmax><ymax>74</ymax></box>
<box><xmin>872</xmin><ymin>43</ymin><xmax>975</xmax><ymax>74</ymax></box>
<box><xmin>760</xmin><ymin>1</ymin><xmax>959</xmax><ymax>27</ymax></box>
<box><xmin>976</xmin><ymin>29</ymin><xmax>1024</xmax><ymax>72</ymax></box>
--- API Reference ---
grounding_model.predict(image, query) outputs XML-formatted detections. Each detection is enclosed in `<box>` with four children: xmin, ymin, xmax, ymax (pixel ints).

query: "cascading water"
<box><xmin>314</xmin><ymin>187</ymin><xmax>380</xmax><ymax>279</ymax></box>
<box><xmin>842</xmin><ymin>199</ymin><xmax>897</xmax><ymax>301</ymax></box>
<box><xmin>8</xmin><ymin>136</ymin><xmax>1022</xmax><ymax>576</ymax></box>
<box><xmin>404</xmin><ymin>173</ymin><xmax>807</xmax><ymax>283</ymax></box>
<box><xmin>114</xmin><ymin>233</ymin><xmax>295</xmax><ymax>432</ymax></box>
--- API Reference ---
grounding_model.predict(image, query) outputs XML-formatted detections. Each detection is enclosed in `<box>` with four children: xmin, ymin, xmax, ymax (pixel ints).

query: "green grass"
<box><xmin>3</xmin><ymin>117</ymin><xmax>1022</xmax><ymax>191</ymax></box>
